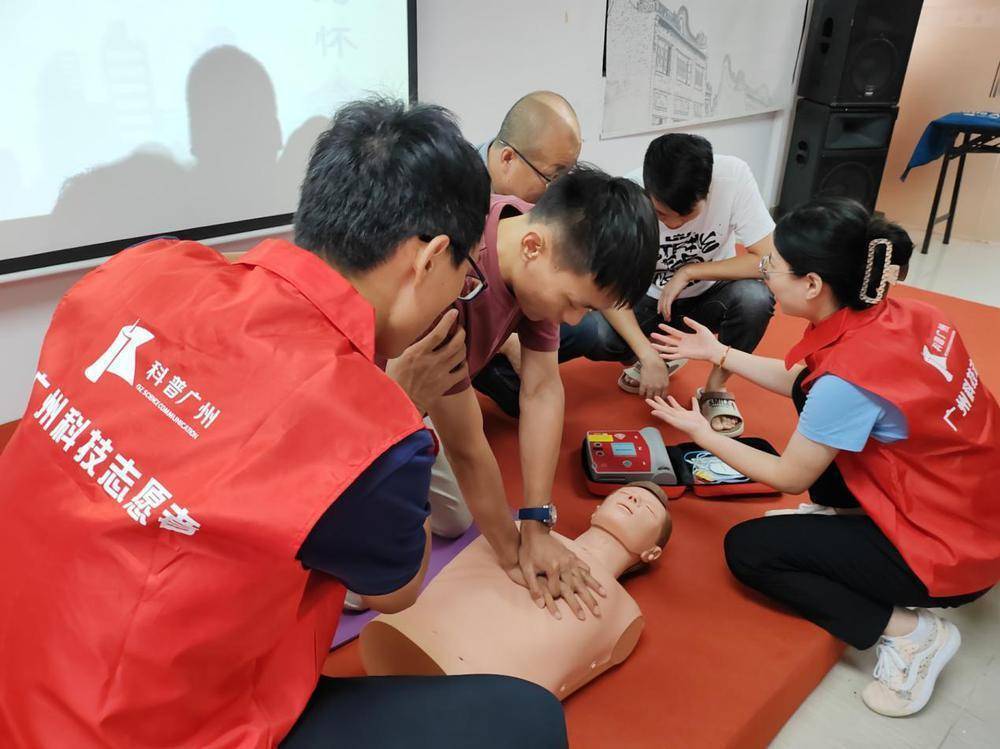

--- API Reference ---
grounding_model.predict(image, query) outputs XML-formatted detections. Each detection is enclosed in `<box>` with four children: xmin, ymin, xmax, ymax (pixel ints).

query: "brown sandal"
<box><xmin>697</xmin><ymin>388</ymin><xmax>745</xmax><ymax>437</ymax></box>
<box><xmin>617</xmin><ymin>359</ymin><xmax>688</xmax><ymax>394</ymax></box>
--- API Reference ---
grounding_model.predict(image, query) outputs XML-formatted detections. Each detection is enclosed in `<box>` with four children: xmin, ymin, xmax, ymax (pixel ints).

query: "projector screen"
<box><xmin>0</xmin><ymin>0</ymin><xmax>415</xmax><ymax>275</ymax></box>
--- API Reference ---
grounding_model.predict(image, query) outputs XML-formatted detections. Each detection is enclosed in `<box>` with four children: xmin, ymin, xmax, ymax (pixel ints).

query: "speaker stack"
<box><xmin>777</xmin><ymin>0</ymin><xmax>923</xmax><ymax>215</ymax></box>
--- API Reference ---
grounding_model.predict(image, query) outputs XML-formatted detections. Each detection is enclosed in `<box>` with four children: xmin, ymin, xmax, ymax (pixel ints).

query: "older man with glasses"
<box><xmin>478</xmin><ymin>91</ymin><xmax>581</xmax><ymax>204</ymax></box>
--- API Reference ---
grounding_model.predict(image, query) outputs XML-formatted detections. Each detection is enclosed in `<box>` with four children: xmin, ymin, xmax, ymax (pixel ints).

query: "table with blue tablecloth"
<box><xmin>901</xmin><ymin>111</ymin><xmax>1000</xmax><ymax>254</ymax></box>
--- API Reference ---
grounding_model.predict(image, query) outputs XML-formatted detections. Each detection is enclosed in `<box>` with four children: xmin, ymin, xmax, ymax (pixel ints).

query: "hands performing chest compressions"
<box><xmin>361</xmin><ymin>483</ymin><xmax>672</xmax><ymax>699</ymax></box>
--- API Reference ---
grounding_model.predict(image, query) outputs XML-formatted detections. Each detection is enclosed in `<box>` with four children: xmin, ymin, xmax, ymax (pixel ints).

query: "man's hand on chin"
<box><xmin>386</xmin><ymin>309</ymin><xmax>467</xmax><ymax>413</ymax></box>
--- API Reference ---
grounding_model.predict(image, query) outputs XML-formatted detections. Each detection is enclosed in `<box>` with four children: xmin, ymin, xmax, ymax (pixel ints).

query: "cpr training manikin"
<box><xmin>360</xmin><ymin>482</ymin><xmax>672</xmax><ymax>699</ymax></box>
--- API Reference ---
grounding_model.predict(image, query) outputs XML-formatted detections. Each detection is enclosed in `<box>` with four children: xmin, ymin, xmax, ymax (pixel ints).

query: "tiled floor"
<box><xmin>900</xmin><ymin>231</ymin><xmax>1000</xmax><ymax>309</ymax></box>
<box><xmin>771</xmin><ymin>229</ymin><xmax>1000</xmax><ymax>749</ymax></box>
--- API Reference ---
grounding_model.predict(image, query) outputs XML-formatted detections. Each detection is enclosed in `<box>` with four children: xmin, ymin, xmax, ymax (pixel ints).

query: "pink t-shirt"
<box><xmin>447</xmin><ymin>194</ymin><xmax>560</xmax><ymax>394</ymax></box>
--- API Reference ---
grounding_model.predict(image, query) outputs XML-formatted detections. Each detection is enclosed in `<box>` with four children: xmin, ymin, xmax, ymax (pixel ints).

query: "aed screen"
<box><xmin>611</xmin><ymin>442</ymin><xmax>637</xmax><ymax>456</ymax></box>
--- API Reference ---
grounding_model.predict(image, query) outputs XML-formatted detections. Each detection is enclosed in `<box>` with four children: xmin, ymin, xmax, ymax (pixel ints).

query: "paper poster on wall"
<box><xmin>602</xmin><ymin>0</ymin><xmax>807</xmax><ymax>139</ymax></box>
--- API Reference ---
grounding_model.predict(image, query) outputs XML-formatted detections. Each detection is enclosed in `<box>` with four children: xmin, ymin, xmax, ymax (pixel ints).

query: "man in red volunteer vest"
<box><xmin>646</xmin><ymin>197</ymin><xmax>1000</xmax><ymax>718</ymax></box>
<box><xmin>0</xmin><ymin>98</ymin><xmax>567</xmax><ymax>748</ymax></box>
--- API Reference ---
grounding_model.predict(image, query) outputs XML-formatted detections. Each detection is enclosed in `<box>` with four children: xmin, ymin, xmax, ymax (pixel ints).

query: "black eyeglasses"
<box><xmin>496</xmin><ymin>138</ymin><xmax>567</xmax><ymax>185</ymax></box>
<box><xmin>418</xmin><ymin>235</ymin><xmax>489</xmax><ymax>302</ymax></box>
<box><xmin>459</xmin><ymin>255</ymin><xmax>488</xmax><ymax>302</ymax></box>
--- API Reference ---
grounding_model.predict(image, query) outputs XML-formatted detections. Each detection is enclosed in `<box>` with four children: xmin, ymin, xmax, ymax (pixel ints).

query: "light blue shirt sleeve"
<box><xmin>476</xmin><ymin>140</ymin><xmax>490</xmax><ymax>166</ymax></box>
<box><xmin>798</xmin><ymin>375</ymin><xmax>908</xmax><ymax>452</ymax></box>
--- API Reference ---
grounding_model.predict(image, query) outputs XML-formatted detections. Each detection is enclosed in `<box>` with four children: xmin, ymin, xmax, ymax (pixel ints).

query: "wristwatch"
<box><xmin>517</xmin><ymin>503</ymin><xmax>558</xmax><ymax>529</ymax></box>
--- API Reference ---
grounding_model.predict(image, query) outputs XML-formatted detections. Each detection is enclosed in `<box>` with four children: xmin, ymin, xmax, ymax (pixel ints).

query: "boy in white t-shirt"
<box><xmin>559</xmin><ymin>134</ymin><xmax>775</xmax><ymax>436</ymax></box>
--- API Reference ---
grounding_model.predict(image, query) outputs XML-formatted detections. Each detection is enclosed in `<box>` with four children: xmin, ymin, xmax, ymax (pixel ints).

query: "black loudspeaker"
<box><xmin>778</xmin><ymin>99</ymin><xmax>898</xmax><ymax>214</ymax></box>
<box><xmin>798</xmin><ymin>0</ymin><xmax>923</xmax><ymax>106</ymax></box>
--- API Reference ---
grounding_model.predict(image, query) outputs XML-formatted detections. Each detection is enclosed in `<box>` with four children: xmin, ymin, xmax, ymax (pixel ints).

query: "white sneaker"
<box><xmin>861</xmin><ymin>609</ymin><xmax>961</xmax><ymax>717</ymax></box>
<box><xmin>764</xmin><ymin>502</ymin><xmax>838</xmax><ymax>517</ymax></box>
<box><xmin>343</xmin><ymin>590</ymin><xmax>369</xmax><ymax>613</ymax></box>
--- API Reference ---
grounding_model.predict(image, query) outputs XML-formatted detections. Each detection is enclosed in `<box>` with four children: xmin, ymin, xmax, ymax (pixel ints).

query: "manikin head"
<box><xmin>642</xmin><ymin>133</ymin><xmax>713</xmax><ymax>229</ymax></box>
<box><xmin>488</xmin><ymin>91</ymin><xmax>582</xmax><ymax>203</ymax></box>
<box><xmin>294</xmin><ymin>97</ymin><xmax>491</xmax><ymax>359</ymax></box>
<box><xmin>502</xmin><ymin>165</ymin><xmax>659</xmax><ymax>327</ymax></box>
<box><xmin>590</xmin><ymin>482</ymin><xmax>672</xmax><ymax>567</ymax></box>
<box><xmin>766</xmin><ymin>197</ymin><xmax>914</xmax><ymax>323</ymax></box>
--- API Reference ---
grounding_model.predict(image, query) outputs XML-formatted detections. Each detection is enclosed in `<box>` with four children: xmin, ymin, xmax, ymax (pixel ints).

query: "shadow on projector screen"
<box><xmin>0</xmin><ymin>0</ymin><xmax>415</xmax><ymax>275</ymax></box>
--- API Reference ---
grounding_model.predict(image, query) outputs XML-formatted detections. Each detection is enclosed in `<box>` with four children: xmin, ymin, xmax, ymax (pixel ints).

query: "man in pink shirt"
<box><xmin>401</xmin><ymin>166</ymin><xmax>659</xmax><ymax>618</ymax></box>
<box><xmin>471</xmin><ymin>91</ymin><xmax>581</xmax><ymax>416</ymax></box>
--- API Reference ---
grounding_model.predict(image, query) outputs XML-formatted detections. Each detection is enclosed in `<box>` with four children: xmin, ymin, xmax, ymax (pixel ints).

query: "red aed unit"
<box><xmin>582</xmin><ymin>427</ymin><xmax>780</xmax><ymax>499</ymax></box>
<box><xmin>583</xmin><ymin>428</ymin><xmax>685</xmax><ymax>499</ymax></box>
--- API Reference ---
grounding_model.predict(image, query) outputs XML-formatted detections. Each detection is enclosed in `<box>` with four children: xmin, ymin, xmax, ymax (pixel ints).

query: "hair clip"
<box><xmin>860</xmin><ymin>238</ymin><xmax>895</xmax><ymax>304</ymax></box>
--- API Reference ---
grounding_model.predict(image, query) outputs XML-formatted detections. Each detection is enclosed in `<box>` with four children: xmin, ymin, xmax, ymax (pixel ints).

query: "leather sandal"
<box><xmin>617</xmin><ymin>358</ymin><xmax>687</xmax><ymax>394</ymax></box>
<box><xmin>696</xmin><ymin>388</ymin><xmax>745</xmax><ymax>437</ymax></box>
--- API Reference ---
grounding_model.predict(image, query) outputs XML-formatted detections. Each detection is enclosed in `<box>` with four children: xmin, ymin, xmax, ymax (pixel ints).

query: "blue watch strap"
<box><xmin>517</xmin><ymin>507</ymin><xmax>550</xmax><ymax>522</ymax></box>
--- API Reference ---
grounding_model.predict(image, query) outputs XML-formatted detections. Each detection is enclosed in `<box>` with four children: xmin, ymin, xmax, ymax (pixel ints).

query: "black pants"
<box><xmin>281</xmin><ymin>674</ymin><xmax>568</xmax><ymax>748</ymax></box>
<box><xmin>473</xmin><ymin>279</ymin><xmax>775</xmax><ymax>418</ymax></box>
<box><xmin>723</xmin><ymin>369</ymin><xmax>989</xmax><ymax>650</ymax></box>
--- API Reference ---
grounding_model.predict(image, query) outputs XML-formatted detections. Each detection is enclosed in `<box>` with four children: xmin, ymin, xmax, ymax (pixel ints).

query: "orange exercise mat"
<box><xmin>2</xmin><ymin>286</ymin><xmax>997</xmax><ymax>748</ymax></box>
<box><xmin>323</xmin><ymin>285</ymin><xmax>1000</xmax><ymax>749</ymax></box>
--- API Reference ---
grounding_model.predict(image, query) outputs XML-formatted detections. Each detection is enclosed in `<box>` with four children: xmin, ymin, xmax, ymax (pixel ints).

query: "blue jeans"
<box><xmin>559</xmin><ymin>279</ymin><xmax>775</xmax><ymax>364</ymax></box>
<box><xmin>472</xmin><ymin>280</ymin><xmax>774</xmax><ymax>416</ymax></box>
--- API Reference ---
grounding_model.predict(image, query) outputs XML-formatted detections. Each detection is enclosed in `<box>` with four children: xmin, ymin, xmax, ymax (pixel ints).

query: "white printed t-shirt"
<box><xmin>627</xmin><ymin>154</ymin><xmax>775</xmax><ymax>301</ymax></box>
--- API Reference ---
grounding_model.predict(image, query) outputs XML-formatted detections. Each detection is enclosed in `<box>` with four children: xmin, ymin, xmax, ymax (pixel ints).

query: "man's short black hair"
<box><xmin>642</xmin><ymin>133</ymin><xmax>714</xmax><ymax>215</ymax></box>
<box><xmin>530</xmin><ymin>164</ymin><xmax>659</xmax><ymax>308</ymax></box>
<box><xmin>295</xmin><ymin>97</ymin><xmax>490</xmax><ymax>273</ymax></box>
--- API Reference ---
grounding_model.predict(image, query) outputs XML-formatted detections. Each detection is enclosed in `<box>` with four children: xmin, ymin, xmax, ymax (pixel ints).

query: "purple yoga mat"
<box><xmin>331</xmin><ymin>523</ymin><xmax>481</xmax><ymax>649</ymax></box>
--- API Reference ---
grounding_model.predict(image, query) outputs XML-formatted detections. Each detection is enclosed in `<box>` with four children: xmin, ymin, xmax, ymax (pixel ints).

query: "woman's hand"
<box><xmin>646</xmin><ymin>394</ymin><xmax>712</xmax><ymax>441</ymax></box>
<box><xmin>651</xmin><ymin>316</ymin><xmax>726</xmax><ymax>365</ymax></box>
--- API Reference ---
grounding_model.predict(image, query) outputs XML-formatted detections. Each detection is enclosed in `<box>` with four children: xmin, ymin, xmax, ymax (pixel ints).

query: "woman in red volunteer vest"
<box><xmin>0</xmin><ymin>98</ymin><xmax>567</xmax><ymax>749</ymax></box>
<box><xmin>646</xmin><ymin>197</ymin><xmax>1000</xmax><ymax>718</ymax></box>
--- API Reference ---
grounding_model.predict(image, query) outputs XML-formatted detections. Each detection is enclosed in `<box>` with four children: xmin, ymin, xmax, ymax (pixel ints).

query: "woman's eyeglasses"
<box><xmin>758</xmin><ymin>254</ymin><xmax>796</xmax><ymax>282</ymax></box>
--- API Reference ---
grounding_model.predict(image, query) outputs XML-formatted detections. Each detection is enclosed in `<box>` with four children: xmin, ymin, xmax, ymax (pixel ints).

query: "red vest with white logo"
<box><xmin>0</xmin><ymin>239</ymin><xmax>424</xmax><ymax>748</ymax></box>
<box><xmin>785</xmin><ymin>298</ymin><xmax>1000</xmax><ymax>597</ymax></box>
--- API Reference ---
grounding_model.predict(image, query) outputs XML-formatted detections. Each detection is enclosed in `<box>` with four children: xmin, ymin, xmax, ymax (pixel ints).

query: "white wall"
<box><xmin>416</xmin><ymin>0</ymin><xmax>797</xmax><ymax>206</ymax></box>
<box><xmin>1</xmin><ymin>267</ymin><xmax>90</xmax><ymax>423</ymax></box>
<box><xmin>0</xmin><ymin>230</ymin><xmax>290</xmax><ymax>423</ymax></box>
<box><xmin>875</xmin><ymin>0</ymin><xmax>1000</xmax><ymax>241</ymax></box>
<box><xmin>1</xmin><ymin>0</ymin><xmax>800</xmax><ymax>424</ymax></box>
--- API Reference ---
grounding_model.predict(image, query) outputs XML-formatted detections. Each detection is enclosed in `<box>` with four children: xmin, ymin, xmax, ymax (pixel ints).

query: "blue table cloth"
<box><xmin>902</xmin><ymin>111</ymin><xmax>1000</xmax><ymax>180</ymax></box>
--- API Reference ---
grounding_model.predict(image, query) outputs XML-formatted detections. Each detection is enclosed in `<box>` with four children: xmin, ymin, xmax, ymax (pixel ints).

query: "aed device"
<box><xmin>582</xmin><ymin>427</ymin><xmax>780</xmax><ymax>499</ymax></box>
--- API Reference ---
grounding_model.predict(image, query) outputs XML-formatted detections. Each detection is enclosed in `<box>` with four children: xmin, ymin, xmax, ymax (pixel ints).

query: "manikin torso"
<box><xmin>360</xmin><ymin>531</ymin><xmax>644</xmax><ymax>700</ymax></box>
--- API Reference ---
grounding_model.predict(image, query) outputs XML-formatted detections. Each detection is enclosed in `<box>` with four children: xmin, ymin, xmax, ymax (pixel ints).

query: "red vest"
<box><xmin>0</xmin><ymin>239</ymin><xmax>424</xmax><ymax>748</ymax></box>
<box><xmin>785</xmin><ymin>298</ymin><xmax>1000</xmax><ymax>596</ymax></box>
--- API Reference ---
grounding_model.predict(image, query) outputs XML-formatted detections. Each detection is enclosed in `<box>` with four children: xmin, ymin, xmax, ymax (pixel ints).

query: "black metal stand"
<box><xmin>921</xmin><ymin>130</ymin><xmax>1000</xmax><ymax>254</ymax></box>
